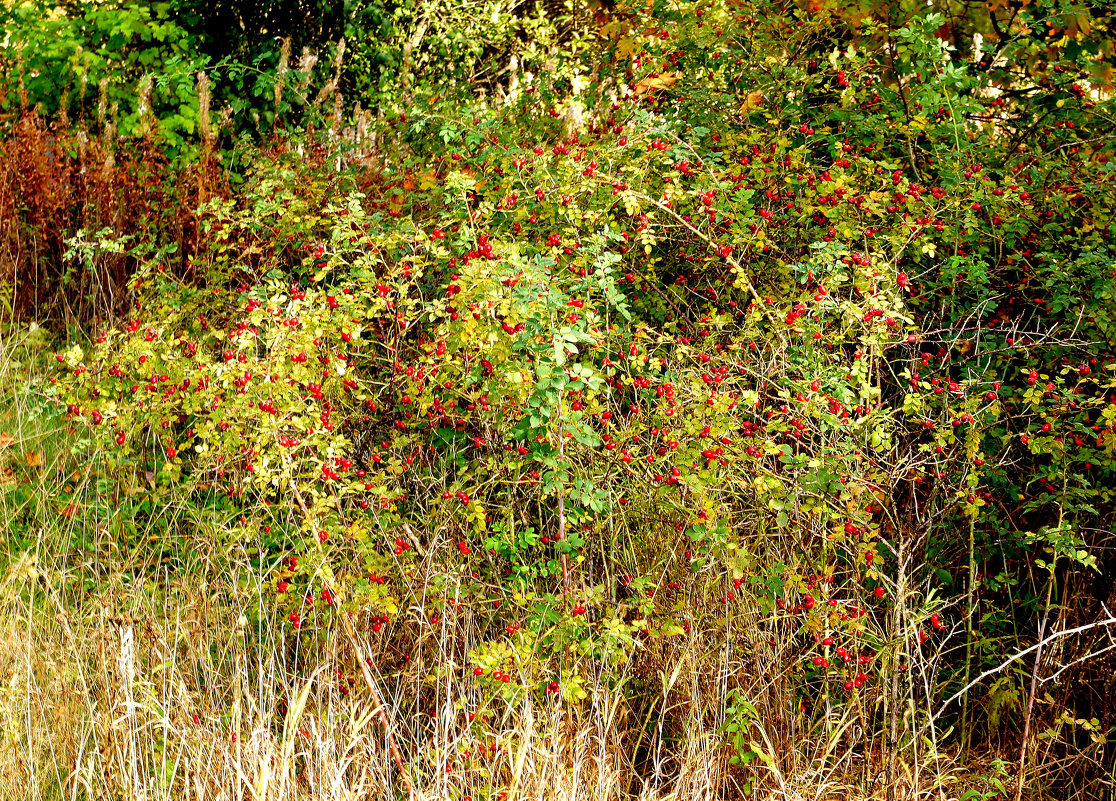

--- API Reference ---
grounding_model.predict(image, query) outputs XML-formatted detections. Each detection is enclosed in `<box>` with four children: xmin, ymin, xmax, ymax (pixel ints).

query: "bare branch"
<box><xmin>922</xmin><ymin>614</ymin><xmax>1116</xmax><ymax>734</ymax></box>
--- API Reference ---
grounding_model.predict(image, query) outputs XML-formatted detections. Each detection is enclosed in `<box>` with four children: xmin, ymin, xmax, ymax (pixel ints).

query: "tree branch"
<box><xmin>922</xmin><ymin>613</ymin><xmax>1116</xmax><ymax>735</ymax></box>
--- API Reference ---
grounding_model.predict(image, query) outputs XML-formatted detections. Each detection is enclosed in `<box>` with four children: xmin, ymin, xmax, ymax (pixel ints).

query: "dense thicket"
<box><xmin>3</xmin><ymin>1</ymin><xmax>1116</xmax><ymax>799</ymax></box>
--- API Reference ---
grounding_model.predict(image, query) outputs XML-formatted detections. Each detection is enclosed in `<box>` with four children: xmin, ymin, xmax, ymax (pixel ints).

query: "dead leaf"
<box><xmin>632</xmin><ymin>71</ymin><xmax>677</xmax><ymax>96</ymax></box>
<box><xmin>0</xmin><ymin>466</ymin><xmax>17</xmax><ymax>487</ymax></box>
<box><xmin>0</xmin><ymin>432</ymin><xmax>13</xmax><ymax>449</ymax></box>
<box><xmin>60</xmin><ymin>503</ymin><xmax>80</xmax><ymax>518</ymax></box>
<box><xmin>26</xmin><ymin>451</ymin><xmax>43</xmax><ymax>468</ymax></box>
<box><xmin>740</xmin><ymin>90</ymin><xmax>764</xmax><ymax>113</ymax></box>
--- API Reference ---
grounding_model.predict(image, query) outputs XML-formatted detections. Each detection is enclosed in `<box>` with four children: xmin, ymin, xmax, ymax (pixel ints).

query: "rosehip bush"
<box><xmin>46</xmin><ymin>0</ymin><xmax>1116</xmax><ymax>793</ymax></box>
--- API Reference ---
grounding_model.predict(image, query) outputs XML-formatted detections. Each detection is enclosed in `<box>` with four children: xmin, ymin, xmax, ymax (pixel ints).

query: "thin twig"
<box><xmin>1040</xmin><ymin>641</ymin><xmax>1116</xmax><ymax>686</ymax></box>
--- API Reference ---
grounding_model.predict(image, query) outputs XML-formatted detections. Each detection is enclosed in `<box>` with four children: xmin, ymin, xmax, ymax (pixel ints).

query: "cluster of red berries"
<box><xmin>475</xmin><ymin>667</ymin><xmax>513</xmax><ymax>683</ymax></box>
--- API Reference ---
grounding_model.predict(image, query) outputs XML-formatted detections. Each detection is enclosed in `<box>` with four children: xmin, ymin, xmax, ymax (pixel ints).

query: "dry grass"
<box><xmin>0</xmin><ymin>544</ymin><xmax>990</xmax><ymax>801</ymax></box>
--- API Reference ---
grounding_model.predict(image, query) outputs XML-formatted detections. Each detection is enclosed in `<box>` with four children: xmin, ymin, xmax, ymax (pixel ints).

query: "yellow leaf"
<box><xmin>345</xmin><ymin>520</ymin><xmax>368</xmax><ymax>541</ymax></box>
<box><xmin>739</xmin><ymin>90</ymin><xmax>764</xmax><ymax>114</ymax></box>
<box><xmin>418</xmin><ymin>169</ymin><xmax>439</xmax><ymax>190</ymax></box>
